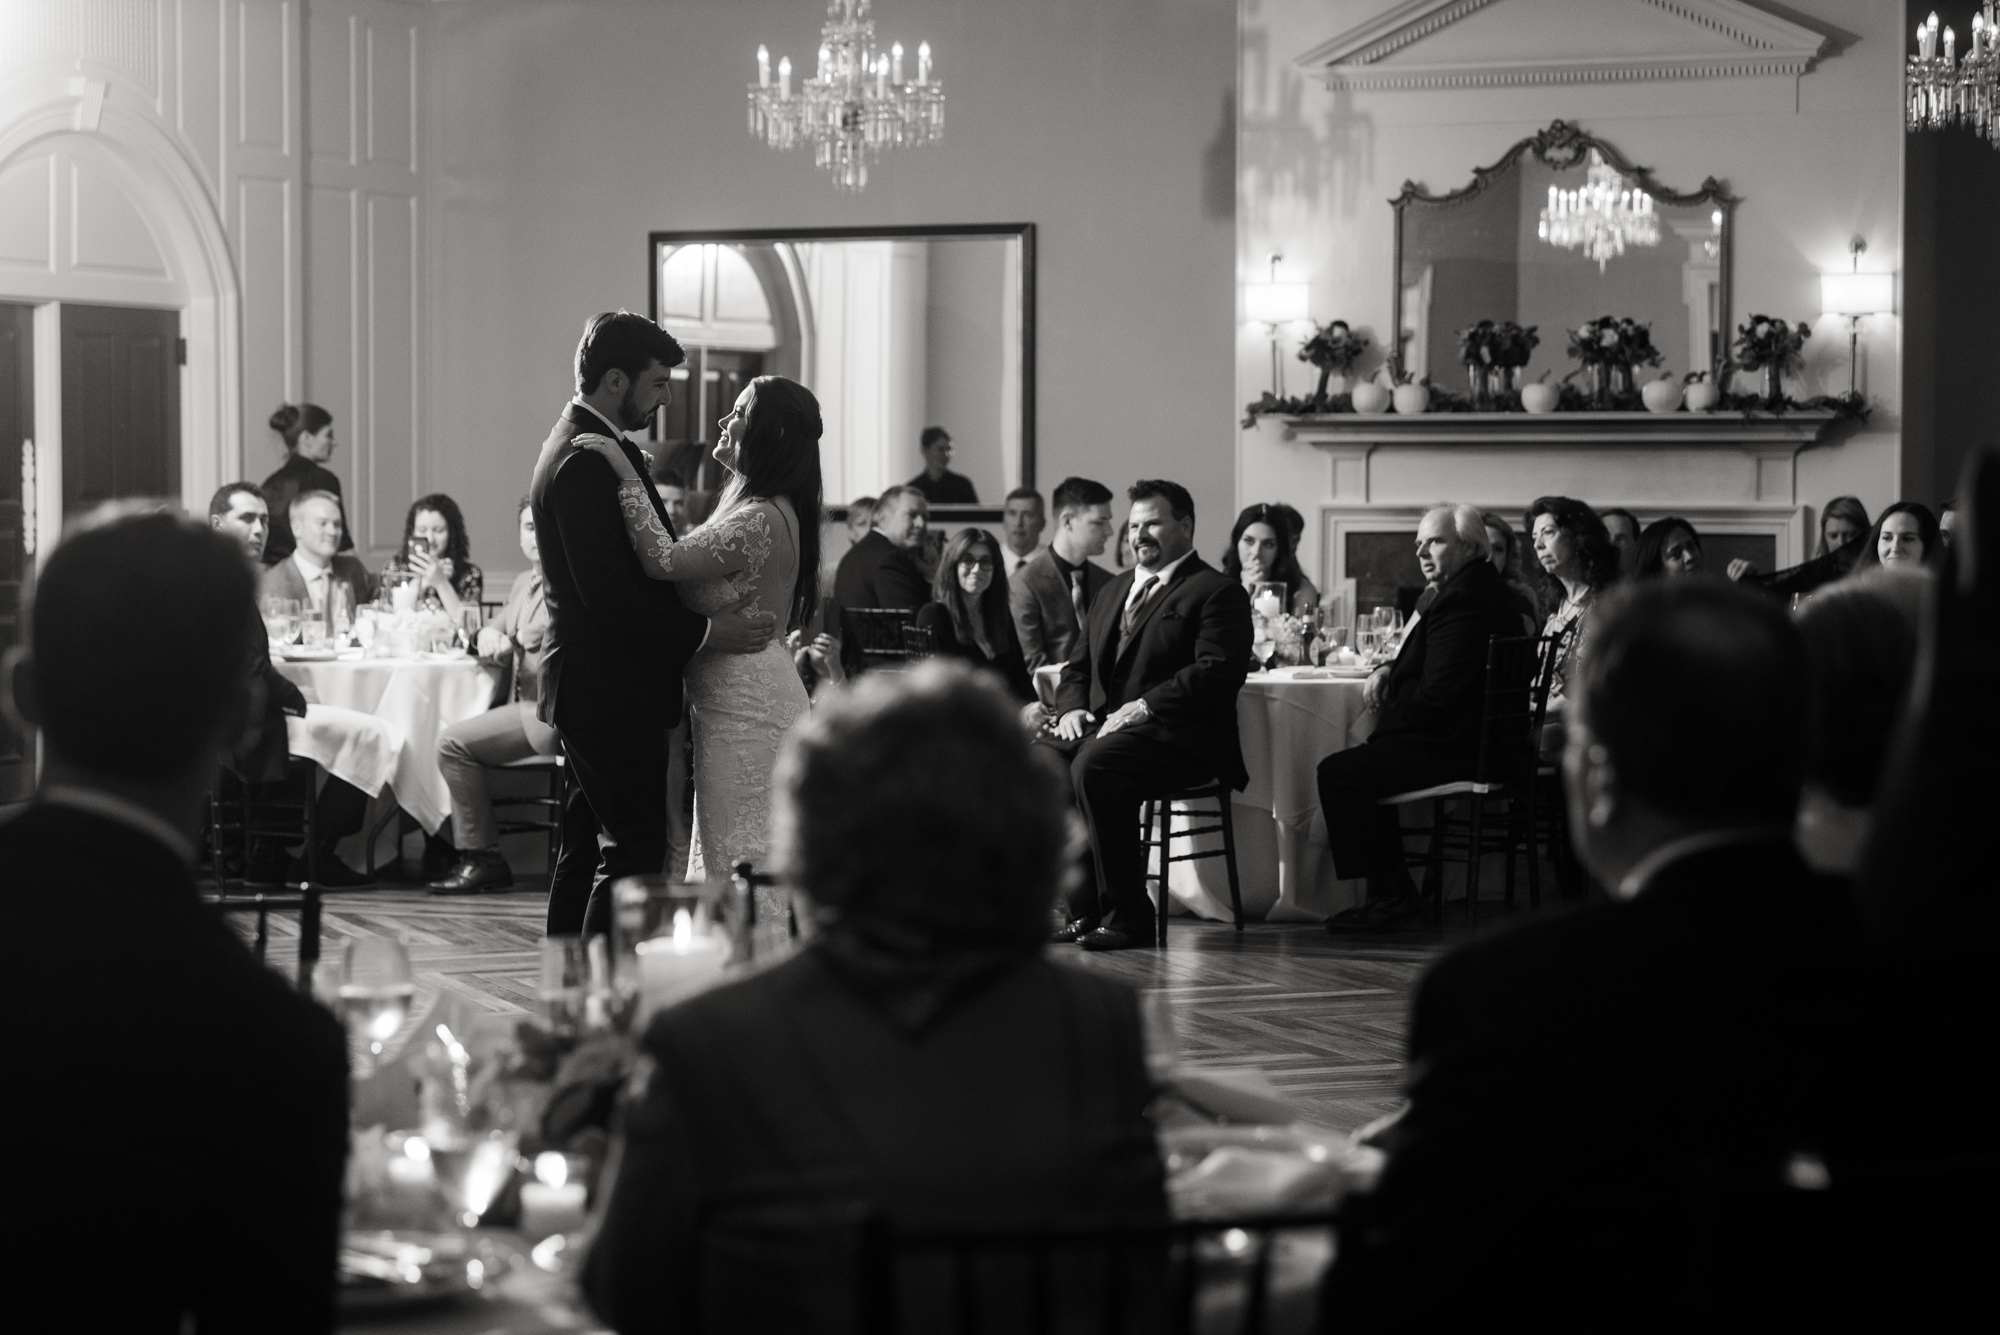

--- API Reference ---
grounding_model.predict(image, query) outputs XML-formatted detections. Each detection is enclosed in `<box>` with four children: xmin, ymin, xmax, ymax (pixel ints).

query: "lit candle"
<box><xmin>777</xmin><ymin>55</ymin><xmax>791</xmax><ymax>100</ymax></box>
<box><xmin>757</xmin><ymin>44</ymin><xmax>770</xmax><ymax>88</ymax></box>
<box><xmin>891</xmin><ymin>41</ymin><xmax>904</xmax><ymax>85</ymax></box>
<box><xmin>818</xmin><ymin>44</ymin><xmax>831</xmax><ymax>79</ymax></box>
<box><xmin>1946</xmin><ymin>25</ymin><xmax>1956</xmax><ymax>65</ymax></box>
<box><xmin>876</xmin><ymin>54</ymin><xmax>888</xmax><ymax>98</ymax></box>
<box><xmin>917</xmin><ymin>40</ymin><xmax>931</xmax><ymax>86</ymax></box>
<box><xmin>634</xmin><ymin>909</ymin><xmax>729</xmax><ymax>1024</ymax></box>
<box><xmin>517</xmin><ymin>1152</ymin><xmax>588</xmax><ymax>1241</ymax></box>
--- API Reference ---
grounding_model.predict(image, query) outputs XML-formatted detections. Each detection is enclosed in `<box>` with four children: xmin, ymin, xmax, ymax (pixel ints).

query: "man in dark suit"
<box><xmin>1039</xmin><ymin>480</ymin><xmax>1252</xmax><ymax>951</ymax></box>
<box><xmin>0</xmin><ymin>509</ymin><xmax>348</xmax><ymax>1332</ymax></box>
<box><xmin>1321</xmin><ymin>581</ymin><xmax>1860</xmax><ymax>1331</ymax></box>
<box><xmin>531</xmin><ymin>312</ymin><xmax>774</xmax><ymax>936</ymax></box>
<box><xmin>833</xmin><ymin>483</ymin><xmax>931</xmax><ymax>675</ymax></box>
<box><xmin>1318</xmin><ymin>503</ymin><xmax>1526</xmax><ymax>932</ymax></box>
<box><xmin>1010</xmin><ymin>475</ymin><xmax>1116</xmax><ymax>671</ymax></box>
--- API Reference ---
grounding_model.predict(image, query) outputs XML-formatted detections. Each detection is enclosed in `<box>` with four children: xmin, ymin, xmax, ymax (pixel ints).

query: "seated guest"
<box><xmin>1010</xmin><ymin>475</ymin><xmax>1116</xmax><ymax>670</ymax></box>
<box><xmin>1794</xmin><ymin>571</ymin><xmax>1922</xmax><ymax>874</ymax></box>
<box><xmin>1852</xmin><ymin>500</ymin><xmax>1942</xmax><ymax>574</ymax></box>
<box><xmin>652</xmin><ymin>468</ymin><xmax>693</xmax><ymax>531</ymax></box>
<box><xmin>1222</xmin><ymin>502</ymin><xmax>1321</xmax><ymax>614</ymax></box>
<box><xmin>429</xmin><ymin>498</ymin><xmax>559</xmax><ymax>893</ymax></box>
<box><xmin>1526</xmin><ymin>495</ymin><xmax>1621</xmax><ymax>711</ymax></box>
<box><xmin>381</xmin><ymin>492</ymin><xmax>483</xmax><ymax>617</ymax></box>
<box><xmin>1318</xmin><ymin>505</ymin><xmax>1524</xmax><ymax>933</ymax></box>
<box><xmin>1743</xmin><ymin>495</ymin><xmax>1872</xmax><ymax>595</ymax></box>
<box><xmin>1039</xmin><ymin>480</ymin><xmax>1252</xmax><ymax>951</ymax></box>
<box><xmin>1938</xmin><ymin>498</ymin><xmax>1956</xmax><ymax>549</ymax></box>
<box><xmin>0</xmin><ymin>509</ymin><xmax>347</xmax><ymax>1331</ymax></box>
<box><xmin>1322</xmin><ymin>580</ymin><xmax>1860</xmax><ymax>1331</ymax></box>
<box><xmin>261</xmin><ymin>489</ymin><xmax>377</xmax><ymax>614</ymax></box>
<box><xmin>917</xmin><ymin>528</ymin><xmax>1034</xmax><ymax>702</ymax></box>
<box><xmin>1632</xmin><ymin>515</ymin><xmax>1704</xmax><ymax>579</ymax></box>
<box><xmin>843</xmin><ymin>494</ymin><xmax>877</xmax><ymax>544</ymax></box>
<box><xmin>906</xmin><ymin>424</ymin><xmax>979</xmax><ymax>504</ymax></box>
<box><xmin>261</xmin><ymin>401</ymin><xmax>352</xmax><ymax>565</ymax></box>
<box><xmin>833</xmin><ymin>484</ymin><xmax>930</xmax><ymax>673</ymax></box>
<box><xmin>212</xmin><ymin>484</ymin><xmax>383</xmax><ymax>889</ymax></box>
<box><xmin>584</xmin><ymin>664</ymin><xmax>1165</xmax><ymax>1330</ymax></box>
<box><xmin>1600</xmin><ymin>506</ymin><xmax>1642</xmax><ymax>575</ymax></box>
<box><xmin>1479</xmin><ymin>509</ymin><xmax>1544</xmax><ymax>630</ymax></box>
<box><xmin>1000</xmin><ymin>486</ymin><xmax>1046</xmax><ymax>581</ymax></box>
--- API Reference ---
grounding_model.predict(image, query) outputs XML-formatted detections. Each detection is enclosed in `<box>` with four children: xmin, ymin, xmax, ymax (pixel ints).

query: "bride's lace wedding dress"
<box><xmin>574</xmin><ymin>437</ymin><xmax>809</xmax><ymax>889</ymax></box>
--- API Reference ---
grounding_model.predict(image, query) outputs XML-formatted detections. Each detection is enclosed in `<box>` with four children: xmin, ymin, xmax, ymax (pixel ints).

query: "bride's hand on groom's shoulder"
<box><xmin>706</xmin><ymin>605</ymin><xmax>778</xmax><ymax>656</ymax></box>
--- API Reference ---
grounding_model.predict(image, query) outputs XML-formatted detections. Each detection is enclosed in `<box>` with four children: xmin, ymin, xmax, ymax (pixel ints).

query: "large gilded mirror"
<box><xmin>1393</xmin><ymin>121</ymin><xmax>1735</xmax><ymax>387</ymax></box>
<box><xmin>647</xmin><ymin>225</ymin><xmax>1033</xmax><ymax>519</ymax></box>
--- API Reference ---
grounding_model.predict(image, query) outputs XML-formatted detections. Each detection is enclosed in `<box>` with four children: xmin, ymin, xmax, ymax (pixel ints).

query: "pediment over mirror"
<box><xmin>1392</xmin><ymin>120</ymin><xmax>1736</xmax><ymax>389</ymax></box>
<box><xmin>1297</xmin><ymin>0</ymin><xmax>1829</xmax><ymax>91</ymax></box>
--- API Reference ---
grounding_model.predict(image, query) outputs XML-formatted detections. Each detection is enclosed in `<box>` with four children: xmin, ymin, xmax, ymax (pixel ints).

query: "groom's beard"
<box><xmin>616</xmin><ymin>384</ymin><xmax>653</xmax><ymax>431</ymax></box>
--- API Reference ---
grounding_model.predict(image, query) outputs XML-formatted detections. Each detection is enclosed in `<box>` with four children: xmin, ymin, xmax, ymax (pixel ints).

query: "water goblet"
<box><xmin>339</xmin><ymin>936</ymin><xmax>415</xmax><ymax>1075</ymax></box>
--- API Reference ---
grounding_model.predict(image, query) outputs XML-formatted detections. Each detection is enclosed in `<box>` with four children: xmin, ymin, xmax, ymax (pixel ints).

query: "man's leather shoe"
<box><xmin>294</xmin><ymin>851</ymin><xmax>376</xmax><ymax>890</ymax></box>
<box><xmin>1050</xmin><ymin>921</ymin><xmax>1091</xmax><ymax>944</ymax></box>
<box><xmin>1078</xmin><ymin>927</ymin><xmax>1136</xmax><ymax>952</ymax></box>
<box><xmin>429</xmin><ymin>850</ymin><xmax>515</xmax><ymax>894</ymax></box>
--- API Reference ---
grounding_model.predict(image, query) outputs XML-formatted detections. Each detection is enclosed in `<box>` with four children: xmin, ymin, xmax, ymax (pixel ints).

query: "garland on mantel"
<box><xmin>1242</xmin><ymin>386</ymin><xmax>1868</xmax><ymax>428</ymax></box>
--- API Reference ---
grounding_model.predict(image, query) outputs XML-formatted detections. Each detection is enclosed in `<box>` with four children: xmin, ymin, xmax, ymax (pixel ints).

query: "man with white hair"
<box><xmin>1319</xmin><ymin>502</ymin><xmax>1526</xmax><ymax>932</ymax></box>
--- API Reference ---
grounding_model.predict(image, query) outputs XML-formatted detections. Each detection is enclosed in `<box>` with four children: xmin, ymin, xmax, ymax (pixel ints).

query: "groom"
<box><xmin>531</xmin><ymin>311</ymin><xmax>775</xmax><ymax>935</ymax></box>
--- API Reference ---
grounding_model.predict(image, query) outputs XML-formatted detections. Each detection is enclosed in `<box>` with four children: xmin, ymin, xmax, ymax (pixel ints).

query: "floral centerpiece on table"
<box><xmin>1297</xmin><ymin>319</ymin><xmax>1369</xmax><ymax>407</ymax></box>
<box><xmin>1566</xmin><ymin>315</ymin><xmax>1662</xmax><ymax>406</ymax></box>
<box><xmin>1733</xmin><ymin>315</ymin><xmax>1812</xmax><ymax>407</ymax></box>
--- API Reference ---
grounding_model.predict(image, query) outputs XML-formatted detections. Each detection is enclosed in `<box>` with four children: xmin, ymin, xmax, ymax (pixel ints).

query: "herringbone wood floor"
<box><xmin>244</xmin><ymin>871</ymin><xmax>1447</xmax><ymax>1134</ymax></box>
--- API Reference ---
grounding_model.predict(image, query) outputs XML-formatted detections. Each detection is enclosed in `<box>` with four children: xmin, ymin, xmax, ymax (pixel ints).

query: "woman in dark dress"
<box><xmin>380</xmin><ymin>493</ymin><xmax>483</xmax><ymax>618</ymax></box>
<box><xmin>915</xmin><ymin>527</ymin><xmax>1033</xmax><ymax>701</ymax></box>
<box><xmin>260</xmin><ymin>403</ymin><xmax>352</xmax><ymax>565</ymax></box>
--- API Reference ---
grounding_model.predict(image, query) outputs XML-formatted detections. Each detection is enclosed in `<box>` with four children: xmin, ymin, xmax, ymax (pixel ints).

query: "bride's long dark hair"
<box><xmin>713</xmin><ymin>375</ymin><xmax>824</xmax><ymax>633</ymax></box>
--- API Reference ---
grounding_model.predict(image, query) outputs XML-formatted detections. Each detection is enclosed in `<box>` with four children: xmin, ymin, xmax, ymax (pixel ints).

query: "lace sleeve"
<box><xmin>618</xmin><ymin>492</ymin><xmax>770</xmax><ymax>584</ymax></box>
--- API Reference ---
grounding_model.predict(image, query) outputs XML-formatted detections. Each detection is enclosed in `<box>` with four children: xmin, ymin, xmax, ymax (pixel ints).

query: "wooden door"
<box><xmin>0</xmin><ymin>303</ymin><xmax>33</xmax><ymax>803</ymax></box>
<box><xmin>60</xmin><ymin>303</ymin><xmax>180</xmax><ymax>513</ymax></box>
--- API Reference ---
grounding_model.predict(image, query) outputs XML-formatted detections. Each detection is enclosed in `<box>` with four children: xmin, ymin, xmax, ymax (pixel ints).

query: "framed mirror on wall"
<box><xmin>646</xmin><ymin>225</ymin><xmax>1035</xmax><ymax>521</ymax></box>
<box><xmin>1393</xmin><ymin>121</ymin><xmax>1736</xmax><ymax>388</ymax></box>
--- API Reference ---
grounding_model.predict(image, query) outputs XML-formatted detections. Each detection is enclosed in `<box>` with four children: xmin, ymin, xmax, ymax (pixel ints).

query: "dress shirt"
<box><xmin>38</xmin><ymin>784</ymin><xmax>196</xmax><ymax>865</ymax></box>
<box><xmin>1125</xmin><ymin>549</ymin><xmax>1195</xmax><ymax>619</ymax></box>
<box><xmin>290</xmin><ymin>551</ymin><xmax>332</xmax><ymax>611</ymax></box>
<box><xmin>1617</xmin><ymin>827</ymin><xmax>1793</xmax><ymax>899</ymax></box>
<box><xmin>1003</xmin><ymin>544</ymin><xmax>1040</xmax><ymax>582</ymax></box>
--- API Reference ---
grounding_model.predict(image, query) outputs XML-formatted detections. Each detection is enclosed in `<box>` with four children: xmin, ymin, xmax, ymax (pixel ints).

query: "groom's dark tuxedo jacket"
<box><xmin>531</xmin><ymin>402</ymin><xmax>708</xmax><ymax>732</ymax></box>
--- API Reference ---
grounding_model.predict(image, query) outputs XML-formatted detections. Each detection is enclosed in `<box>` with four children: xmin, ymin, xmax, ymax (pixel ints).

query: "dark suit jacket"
<box><xmin>529</xmin><ymin>403</ymin><xmax>709</xmax><ymax>732</ymax></box>
<box><xmin>1370</xmin><ymin>558</ymin><xmax>1526</xmax><ymax>761</ymax></box>
<box><xmin>584</xmin><ymin>947</ymin><xmax>1165</xmax><ymax>1334</ymax></box>
<box><xmin>1009</xmin><ymin>547</ymin><xmax>1113</xmax><ymax>670</ymax></box>
<box><xmin>908</xmin><ymin>468</ymin><xmax>979</xmax><ymax>505</ymax></box>
<box><xmin>1054</xmin><ymin>554</ymin><xmax>1253</xmax><ymax>791</ymax></box>
<box><xmin>915</xmin><ymin>601</ymin><xmax>1034</xmax><ymax>701</ymax></box>
<box><xmin>235</xmin><ymin>607</ymin><xmax>308</xmax><ymax>783</ymax></box>
<box><xmin>258</xmin><ymin>552</ymin><xmax>377</xmax><ymax>614</ymax></box>
<box><xmin>834</xmin><ymin>530</ymin><xmax>929</xmax><ymax>612</ymax></box>
<box><xmin>0</xmin><ymin>802</ymin><xmax>349</xmax><ymax>1333</ymax></box>
<box><xmin>1323</xmin><ymin>839</ymin><xmax>1861</xmax><ymax>1332</ymax></box>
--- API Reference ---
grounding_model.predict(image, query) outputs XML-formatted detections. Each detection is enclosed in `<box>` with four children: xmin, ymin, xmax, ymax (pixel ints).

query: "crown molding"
<box><xmin>1296</xmin><ymin>0</ymin><xmax>1830</xmax><ymax>91</ymax></box>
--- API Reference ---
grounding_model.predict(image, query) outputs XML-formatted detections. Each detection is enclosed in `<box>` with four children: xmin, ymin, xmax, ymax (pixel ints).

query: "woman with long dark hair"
<box><xmin>1525</xmin><ymin>495</ymin><xmax>1621</xmax><ymax>710</ymax></box>
<box><xmin>1220</xmin><ymin>502</ymin><xmax>1320</xmax><ymax>614</ymax></box>
<box><xmin>381</xmin><ymin>493</ymin><xmax>483</xmax><ymax>617</ymax></box>
<box><xmin>576</xmin><ymin>374</ymin><xmax>820</xmax><ymax>886</ymax></box>
<box><xmin>1851</xmin><ymin>501</ymin><xmax>1943</xmax><ymax>576</ymax></box>
<box><xmin>1632</xmin><ymin>516</ymin><xmax>1704</xmax><ymax>580</ymax></box>
<box><xmin>916</xmin><ymin>528</ymin><xmax>1034</xmax><ymax>701</ymax></box>
<box><xmin>261</xmin><ymin>402</ymin><xmax>351</xmax><ymax>564</ymax></box>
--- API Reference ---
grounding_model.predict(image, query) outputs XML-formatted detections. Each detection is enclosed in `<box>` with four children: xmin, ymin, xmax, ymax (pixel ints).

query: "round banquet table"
<box><xmin>1162</xmin><ymin>667</ymin><xmax>1376</xmax><ymax>924</ymax></box>
<box><xmin>275</xmin><ymin>653</ymin><xmax>502</xmax><ymax>835</ymax></box>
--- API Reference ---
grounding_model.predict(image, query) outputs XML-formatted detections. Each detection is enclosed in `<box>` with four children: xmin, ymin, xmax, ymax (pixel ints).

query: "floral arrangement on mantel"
<box><xmin>1296</xmin><ymin>319</ymin><xmax>1370</xmax><ymax>407</ymax></box>
<box><xmin>1564</xmin><ymin>315</ymin><xmax>1661</xmax><ymax>408</ymax></box>
<box><xmin>1457</xmin><ymin>320</ymin><xmax>1539</xmax><ymax>407</ymax></box>
<box><xmin>1241</xmin><ymin>376</ymin><xmax>1867</xmax><ymax>424</ymax></box>
<box><xmin>1732</xmin><ymin>315</ymin><xmax>1812</xmax><ymax>407</ymax></box>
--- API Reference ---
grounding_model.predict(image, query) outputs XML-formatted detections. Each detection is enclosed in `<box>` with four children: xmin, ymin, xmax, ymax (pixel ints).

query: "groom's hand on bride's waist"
<box><xmin>705</xmin><ymin>608</ymin><xmax>779</xmax><ymax>655</ymax></box>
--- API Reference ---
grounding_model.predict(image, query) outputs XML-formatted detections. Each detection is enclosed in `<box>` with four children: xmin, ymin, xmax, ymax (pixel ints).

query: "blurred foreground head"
<box><xmin>772</xmin><ymin>661</ymin><xmax>1069</xmax><ymax>955</ymax></box>
<box><xmin>11</xmin><ymin>508</ymin><xmax>255</xmax><ymax>781</ymax></box>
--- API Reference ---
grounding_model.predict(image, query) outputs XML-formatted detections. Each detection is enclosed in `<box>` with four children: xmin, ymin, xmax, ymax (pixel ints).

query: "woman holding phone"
<box><xmin>381</xmin><ymin>493</ymin><xmax>483</xmax><ymax>618</ymax></box>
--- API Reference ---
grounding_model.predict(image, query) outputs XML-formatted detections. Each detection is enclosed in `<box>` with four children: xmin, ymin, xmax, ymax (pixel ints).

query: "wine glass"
<box><xmin>339</xmin><ymin>936</ymin><xmax>414</xmax><ymax>1075</ymax></box>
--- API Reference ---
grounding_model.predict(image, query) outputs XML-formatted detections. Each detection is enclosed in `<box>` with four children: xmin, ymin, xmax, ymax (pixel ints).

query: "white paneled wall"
<box><xmin>0</xmin><ymin>0</ymin><xmax>427</xmax><ymax>534</ymax></box>
<box><xmin>305</xmin><ymin>0</ymin><xmax>423</xmax><ymax>557</ymax></box>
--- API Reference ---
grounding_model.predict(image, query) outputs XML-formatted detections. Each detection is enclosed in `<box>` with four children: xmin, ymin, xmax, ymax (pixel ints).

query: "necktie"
<box><xmin>1122</xmin><ymin>575</ymin><xmax>1157</xmax><ymax>638</ymax></box>
<box><xmin>1070</xmin><ymin>569</ymin><xmax>1089</xmax><ymax>627</ymax></box>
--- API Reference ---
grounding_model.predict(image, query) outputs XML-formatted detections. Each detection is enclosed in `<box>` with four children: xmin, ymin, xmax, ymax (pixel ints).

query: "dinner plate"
<box><xmin>279</xmin><ymin>646</ymin><xmax>339</xmax><ymax>662</ymax></box>
<box><xmin>338</xmin><ymin>1230</ymin><xmax>476</xmax><ymax>1314</ymax></box>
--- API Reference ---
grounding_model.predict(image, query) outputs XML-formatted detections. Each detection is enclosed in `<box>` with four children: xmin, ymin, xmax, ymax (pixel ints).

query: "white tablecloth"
<box><xmin>1164</xmin><ymin>669</ymin><xmax>1375</xmax><ymax>924</ymax></box>
<box><xmin>274</xmin><ymin>655</ymin><xmax>501</xmax><ymax>833</ymax></box>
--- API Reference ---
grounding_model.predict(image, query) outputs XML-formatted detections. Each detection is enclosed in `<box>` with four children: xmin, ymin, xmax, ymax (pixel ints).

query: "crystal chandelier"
<box><xmin>1537</xmin><ymin>150</ymin><xmax>1661</xmax><ymax>273</ymax></box>
<box><xmin>747</xmin><ymin>0</ymin><xmax>944</xmax><ymax>192</ymax></box>
<box><xmin>1906</xmin><ymin>7</ymin><xmax>2000</xmax><ymax>144</ymax></box>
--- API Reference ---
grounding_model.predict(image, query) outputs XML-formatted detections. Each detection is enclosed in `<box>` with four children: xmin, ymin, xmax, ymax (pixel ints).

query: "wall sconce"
<box><xmin>1820</xmin><ymin>238</ymin><xmax>1895</xmax><ymax>396</ymax></box>
<box><xmin>1245</xmin><ymin>253</ymin><xmax>1309</xmax><ymax>397</ymax></box>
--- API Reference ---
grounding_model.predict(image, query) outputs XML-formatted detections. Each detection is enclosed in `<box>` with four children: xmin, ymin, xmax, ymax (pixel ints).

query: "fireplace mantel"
<box><xmin>1279</xmin><ymin>410</ymin><xmax>1836</xmax><ymax>449</ymax></box>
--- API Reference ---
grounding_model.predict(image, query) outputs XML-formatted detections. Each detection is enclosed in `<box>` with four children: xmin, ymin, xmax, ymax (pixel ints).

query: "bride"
<box><xmin>574</xmin><ymin>374</ymin><xmax>820</xmax><ymax>891</ymax></box>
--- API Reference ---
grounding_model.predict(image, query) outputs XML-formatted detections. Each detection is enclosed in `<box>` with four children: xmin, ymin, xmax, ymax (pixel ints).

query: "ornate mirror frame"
<box><xmin>1390</xmin><ymin>120</ymin><xmax>1739</xmax><ymax>381</ymax></box>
